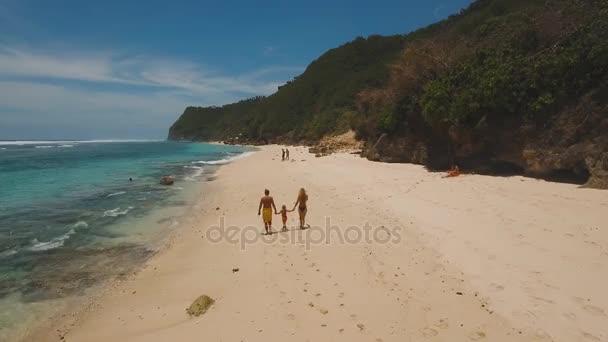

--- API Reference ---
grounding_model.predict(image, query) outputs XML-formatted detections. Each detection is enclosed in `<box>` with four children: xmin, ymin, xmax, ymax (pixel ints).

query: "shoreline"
<box><xmin>12</xmin><ymin>144</ymin><xmax>239</xmax><ymax>342</ymax></box>
<box><xmin>19</xmin><ymin>166</ymin><xmax>217</xmax><ymax>342</ymax></box>
<box><xmin>31</xmin><ymin>145</ymin><xmax>608</xmax><ymax>341</ymax></box>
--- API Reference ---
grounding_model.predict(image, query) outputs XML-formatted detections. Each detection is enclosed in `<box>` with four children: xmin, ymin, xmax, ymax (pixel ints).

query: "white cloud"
<box><xmin>0</xmin><ymin>45</ymin><xmax>304</xmax><ymax>96</ymax></box>
<box><xmin>0</xmin><ymin>44</ymin><xmax>305</xmax><ymax>139</ymax></box>
<box><xmin>0</xmin><ymin>80</ymin><xmax>189</xmax><ymax>135</ymax></box>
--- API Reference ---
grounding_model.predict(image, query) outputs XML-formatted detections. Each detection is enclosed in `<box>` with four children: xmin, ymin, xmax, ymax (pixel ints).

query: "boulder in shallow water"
<box><xmin>186</xmin><ymin>294</ymin><xmax>215</xmax><ymax>317</ymax></box>
<box><xmin>160</xmin><ymin>176</ymin><xmax>174</xmax><ymax>186</ymax></box>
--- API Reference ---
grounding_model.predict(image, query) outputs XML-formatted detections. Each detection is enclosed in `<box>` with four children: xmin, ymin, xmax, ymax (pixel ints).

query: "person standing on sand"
<box><xmin>281</xmin><ymin>149</ymin><xmax>285</xmax><ymax>161</ymax></box>
<box><xmin>258</xmin><ymin>189</ymin><xmax>277</xmax><ymax>235</ymax></box>
<box><xmin>286</xmin><ymin>148</ymin><xmax>290</xmax><ymax>161</ymax></box>
<box><xmin>292</xmin><ymin>188</ymin><xmax>309</xmax><ymax>229</ymax></box>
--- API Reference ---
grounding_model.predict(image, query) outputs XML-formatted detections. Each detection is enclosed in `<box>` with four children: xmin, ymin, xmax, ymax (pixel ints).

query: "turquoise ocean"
<box><xmin>0</xmin><ymin>140</ymin><xmax>252</xmax><ymax>340</ymax></box>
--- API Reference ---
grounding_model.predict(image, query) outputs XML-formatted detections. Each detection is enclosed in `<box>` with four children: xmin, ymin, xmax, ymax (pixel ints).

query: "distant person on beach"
<box><xmin>292</xmin><ymin>188</ymin><xmax>309</xmax><ymax>229</ymax></box>
<box><xmin>281</xmin><ymin>149</ymin><xmax>285</xmax><ymax>161</ymax></box>
<box><xmin>277</xmin><ymin>204</ymin><xmax>294</xmax><ymax>232</ymax></box>
<box><xmin>446</xmin><ymin>164</ymin><xmax>461</xmax><ymax>178</ymax></box>
<box><xmin>286</xmin><ymin>148</ymin><xmax>290</xmax><ymax>160</ymax></box>
<box><xmin>258</xmin><ymin>189</ymin><xmax>277</xmax><ymax>235</ymax></box>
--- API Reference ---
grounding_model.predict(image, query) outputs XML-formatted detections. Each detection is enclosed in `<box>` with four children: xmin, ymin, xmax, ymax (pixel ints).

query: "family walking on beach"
<box><xmin>257</xmin><ymin>188</ymin><xmax>308</xmax><ymax>235</ymax></box>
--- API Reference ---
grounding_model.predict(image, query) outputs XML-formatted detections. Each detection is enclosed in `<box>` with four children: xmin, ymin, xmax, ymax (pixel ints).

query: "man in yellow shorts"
<box><xmin>258</xmin><ymin>189</ymin><xmax>277</xmax><ymax>235</ymax></box>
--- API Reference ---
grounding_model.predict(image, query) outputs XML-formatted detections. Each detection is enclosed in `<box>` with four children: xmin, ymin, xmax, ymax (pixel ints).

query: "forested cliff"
<box><xmin>169</xmin><ymin>0</ymin><xmax>608</xmax><ymax>188</ymax></box>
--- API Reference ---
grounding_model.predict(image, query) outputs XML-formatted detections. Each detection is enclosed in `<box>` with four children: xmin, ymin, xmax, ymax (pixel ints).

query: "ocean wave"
<box><xmin>72</xmin><ymin>221</ymin><xmax>89</xmax><ymax>228</ymax></box>
<box><xmin>103</xmin><ymin>206</ymin><xmax>133</xmax><ymax>217</ymax></box>
<box><xmin>107</xmin><ymin>191</ymin><xmax>127</xmax><ymax>197</ymax></box>
<box><xmin>28</xmin><ymin>229</ymin><xmax>75</xmax><ymax>252</ymax></box>
<box><xmin>192</xmin><ymin>151</ymin><xmax>255</xmax><ymax>165</ymax></box>
<box><xmin>0</xmin><ymin>139</ymin><xmax>160</xmax><ymax>146</ymax></box>
<box><xmin>33</xmin><ymin>144</ymin><xmax>74</xmax><ymax>149</ymax></box>
<box><xmin>184</xmin><ymin>165</ymin><xmax>205</xmax><ymax>180</ymax></box>
<box><xmin>0</xmin><ymin>249</ymin><xmax>18</xmax><ymax>258</ymax></box>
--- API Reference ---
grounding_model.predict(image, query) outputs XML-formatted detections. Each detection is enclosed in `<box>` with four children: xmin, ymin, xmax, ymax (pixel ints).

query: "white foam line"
<box><xmin>0</xmin><ymin>139</ymin><xmax>161</xmax><ymax>146</ymax></box>
<box><xmin>192</xmin><ymin>151</ymin><xmax>256</xmax><ymax>165</ymax></box>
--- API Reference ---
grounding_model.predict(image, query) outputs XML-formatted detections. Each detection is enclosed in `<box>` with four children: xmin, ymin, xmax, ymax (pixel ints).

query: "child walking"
<box><xmin>277</xmin><ymin>205</ymin><xmax>294</xmax><ymax>231</ymax></box>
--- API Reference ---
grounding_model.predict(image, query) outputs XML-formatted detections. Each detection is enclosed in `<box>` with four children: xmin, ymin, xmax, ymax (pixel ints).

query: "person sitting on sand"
<box><xmin>258</xmin><ymin>189</ymin><xmax>277</xmax><ymax>235</ymax></box>
<box><xmin>292</xmin><ymin>188</ymin><xmax>309</xmax><ymax>229</ymax></box>
<box><xmin>446</xmin><ymin>164</ymin><xmax>461</xmax><ymax>178</ymax></box>
<box><xmin>277</xmin><ymin>204</ymin><xmax>294</xmax><ymax>232</ymax></box>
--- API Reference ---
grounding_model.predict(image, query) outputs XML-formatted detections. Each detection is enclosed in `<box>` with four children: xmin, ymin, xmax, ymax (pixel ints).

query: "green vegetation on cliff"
<box><xmin>169</xmin><ymin>0</ymin><xmax>608</xmax><ymax>187</ymax></box>
<box><xmin>169</xmin><ymin>34</ymin><xmax>407</xmax><ymax>142</ymax></box>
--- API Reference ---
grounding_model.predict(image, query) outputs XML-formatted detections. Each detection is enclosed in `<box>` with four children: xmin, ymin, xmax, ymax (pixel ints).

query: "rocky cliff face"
<box><xmin>363</xmin><ymin>93</ymin><xmax>608</xmax><ymax>188</ymax></box>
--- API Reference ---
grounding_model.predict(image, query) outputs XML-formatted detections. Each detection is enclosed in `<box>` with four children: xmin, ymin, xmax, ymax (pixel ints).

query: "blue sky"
<box><xmin>0</xmin><ymin>0</ymin><xmax>473</xmax><ymax>140</ymax></box>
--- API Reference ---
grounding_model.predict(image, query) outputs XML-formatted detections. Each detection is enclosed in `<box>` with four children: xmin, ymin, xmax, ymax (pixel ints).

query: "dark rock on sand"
<box><xmin>186</xmin><ymin>295</ymin><xmax>215</xmax><ymax>317</ymax></box>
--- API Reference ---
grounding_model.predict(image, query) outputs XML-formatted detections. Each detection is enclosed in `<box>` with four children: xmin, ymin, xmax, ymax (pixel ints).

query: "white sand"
<box><xmin>37</xmin><ymin>146</ymin><xmax>608</xmax><ymax>341</ymax></box>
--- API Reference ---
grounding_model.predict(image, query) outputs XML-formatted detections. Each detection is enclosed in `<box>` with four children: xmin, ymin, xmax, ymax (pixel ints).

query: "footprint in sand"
<box><xmin>435</xmin><ymin>319</ymin><xmax>449</xmax><ymax>329</ymax></box>
<box><xmin>421</xmin><ymin>327</ymin><xmax>439</xmax><ymax>338</ymax></box>
<box><xmin>468</xmin><ymin>331</ymin><xmax>486</xmax><ymax>340</ymax></box>
<box><xmin>489</xmin><ymin>283</ymin><xmax>504</xmax><ymax>292</ymax></box>
<box><xmin>532</xmin><ymin>296</ymin><xmax>554</xmax><ymax>305</ymax></box>
<box><xmin>287</xmin><ymin>313</ymin><xmax>295</xmax><ymax>320</ymax></box>
<box><xmin>582</xmin><ymin>303</ymin><xmax>606</xmax><ymax>316</ymax></box>
<box><xmin>582</xmin><ymin>331</ymin><xmax>601</xmax><ymax>341</ymax></box>
<box><xmin>574</xmin><ymin>297</ymin><xmax>606</xmax><ymax>316</ymax></box>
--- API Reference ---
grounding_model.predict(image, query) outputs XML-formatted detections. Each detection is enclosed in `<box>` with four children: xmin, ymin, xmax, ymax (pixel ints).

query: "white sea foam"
<box><xmin>72</xmin><ymin>221</ymin><xmax>89</xmax><ymax>228</ymax></box>
<box><xmin>0</xmin><ymin>139</ymin><xmax>161</xmax><ymax>146</ymax></box>
<box><xmin>103</xmin><ymin>206</ymin><xmax>133</xmax><ymax>217</ymax></box>
<box><xmin>28</xmin><ymin>229</ymin><xmax>75</xmax><ymax>252</ymax></box>
<box><xmin>29</xmin><ymin>239</ymin><xmax>64</xmax><ymax>251</ymax></box>
<box><xmin>0</xmin><ymin>249</ymin><xmax>17</xmax><ymax>258</ymax></box>
<box><xmin>107</xmin><ymin>191</ymin><xmax>127</xmax><ymax>197</ymax></box>
<box><xmin>192</xmin><ymin>151</ymin><xmax>255</xmax><ymax>165</ymax></box>
<box><xmin>184</xmin><ymin>165</ymin><xmax>205</xmax><ymax>180</ymax></box>
<box><xmin>35</xmin><ymin>144</ymin><xmax>74</xmax><ymax>148</ymax></box>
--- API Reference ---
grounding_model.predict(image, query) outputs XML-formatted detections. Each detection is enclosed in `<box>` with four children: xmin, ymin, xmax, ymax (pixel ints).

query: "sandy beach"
<box><xmin>37</xmin><ymin>145</ymin><xmax>608</xmax><ymax>342</ymax></box>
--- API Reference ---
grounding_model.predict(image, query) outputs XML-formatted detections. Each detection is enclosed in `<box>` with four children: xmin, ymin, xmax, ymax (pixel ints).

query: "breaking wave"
<box><xmin>192</xmin><ymin>151</ymin><xmax>255</xmax><ymax>165</ymax></box>
<box><xmin>103</xmin><ymin>207</ymin><xmax>133</xmax><ymax>217</ymax></box>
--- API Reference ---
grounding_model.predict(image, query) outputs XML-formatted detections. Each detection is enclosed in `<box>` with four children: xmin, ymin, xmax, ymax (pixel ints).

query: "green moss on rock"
<box><xmin>186</xmin><ymin>295</ymin><xmax>215</xmax><ymax>317</ymax></box>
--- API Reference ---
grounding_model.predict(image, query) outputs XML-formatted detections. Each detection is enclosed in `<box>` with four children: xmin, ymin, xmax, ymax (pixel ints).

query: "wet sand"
<box><xmin>37</xmin><ymin>146</ymin><xmax>608</xmax><ymax>341</ymax></box>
